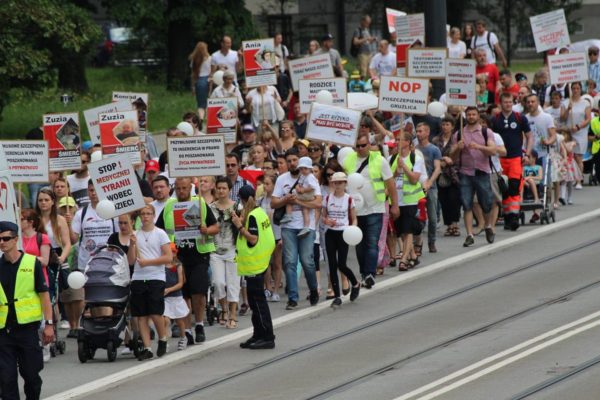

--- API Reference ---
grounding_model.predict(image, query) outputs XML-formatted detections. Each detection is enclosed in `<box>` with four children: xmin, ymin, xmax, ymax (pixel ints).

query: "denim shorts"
<box><xmin>459</xmin><ymin>172</ymin><xmax>493</xmax><ymax>213</ymax></box>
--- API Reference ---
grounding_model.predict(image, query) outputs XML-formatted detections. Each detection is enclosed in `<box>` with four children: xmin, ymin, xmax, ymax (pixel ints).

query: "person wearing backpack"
<box><xmin>351</xmin><ymin>15</ymin><xmax>377</xmax><ymax>79</ymax></box>
<box><xmin>471</xmin><ymin>20</ymin><xmax>507</xmax><ymax>68</ymax></box>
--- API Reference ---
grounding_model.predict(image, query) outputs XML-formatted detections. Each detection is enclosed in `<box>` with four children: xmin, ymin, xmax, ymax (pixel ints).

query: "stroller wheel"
<box><xmin>78</xmin><ymin>342</ymin><xmax>88</xmax><ymax>363</ymax></box>
<box><xmin>107</xmin><ymin>341</ymin><xmax>117</xmax><ymax>362</ymax></box>
<box><xmin>57</xmin><ymin>340</ymin><xmax>66</xmax><ymax>355</ymax></box>
<box><xmin>540</xmin><ymin>211</ymin><xmax>546</xmax><ymax>225</ymax></box>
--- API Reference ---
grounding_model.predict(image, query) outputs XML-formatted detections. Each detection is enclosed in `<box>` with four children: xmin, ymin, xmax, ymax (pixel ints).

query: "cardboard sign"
<box><xmin>530</xmin><ymin>9</ymin><xmax>570</xmax><ymax>53</ymax></box>
<box><xmin>445</xmin><ymin>59</ymin><xmax>477</xmax><ymax>107</ymax></box>
<box><xmin>298</xmin><ymin>78</ymin><xmax>348</xmax><ymax>113</ymax></box>
<box><xmin>548</xmin><ymin>52</ymin><xmax>589</xmax><ymax>85</ymax></box>
<box><xmin>407</xmin><ymin>48</ymin><xmax>447</xmax><ymax>78</ymax></box>
<box><xmin>386</xmin><ymin>7</ymin><xmax>407</xmax><ymax>33</ymax></box>
<box><xmin>306</xmin><ymin>103</ymin><xmax>361</xmax><ymax>147</ymax></box>
<box><xmin>88</xmin><ymin>153</ymin><xmax>145</xmax><ymax>216</ymax></box>
<box><xmin>99</xmin><ymin>110</ymin><xmax>142</xmax><ymax>165</ymax></box>
<box><xmin>243</xmin><ymin>39</ymin><xmax>277</xmax><ymax>88</ymax></box>
<box><xmin>43</xmin><ymin>113</ymin><xmax>82</xmax><ymax>172</ymax></box>
<box><xmin>167</xmin><ymin>135</ymin><xmax>226</xmax><ymax>177</ymax></box>
<box><xmin>378</xmin><ymin>76</ymin><xmax>429</xmax><ymax>114</ymax></box>
<box><xmin>172</xmin><ymin>201</ymin><xmax>201</xmax><ymax>240</ymax></box>
<box><xmin>206</xmin><ymin>97</ymin><xmax>238</xmax><ymax>144</ymax></box>
<box><xmin>0</xmin><ymin>146</ymin><xmax>19</xmax><ymax>237</ymax></box>
<box><xmin>394</xmin><ymin>13</ymin><xmax>425</xmax><ymax>45</ymax></box>
<box><xmin>111</xmin><ymin>92</ymin><xmax>148</xmax><ymax>136</ymax></box>
<box><xmin>0</xmin><ymin>141</ymin><xmax>48</xmax><ymax>183</ymax></box>
<box><xmin>288</xmin><ymin>53</ymin><xmax>334</xmax><ymax>91</ymax></box>
<box><xmin>84</xmin><ymin>101</ymin><xmax>133</xmax><ymax>144</ymax></box>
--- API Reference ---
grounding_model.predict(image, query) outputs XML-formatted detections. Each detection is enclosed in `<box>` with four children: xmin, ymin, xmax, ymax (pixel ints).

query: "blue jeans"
<box><xmin>459</xmin><ymin>173</ymin><xmax>493</xmax><ymax>213</ymax></box>
<box><xmin>281</xmin><ymin>228</ymin><xmax>317</xmax><ymax>302</ymax></box>
<box><xmin>356</xmin><ymin>213</ymin><xmax>383</xmax><ymax>278</ymax></box>
<box><xmin>426</xmin><ymin>188</ymin><xmax>438</xmax><ymax>244</ymax></box>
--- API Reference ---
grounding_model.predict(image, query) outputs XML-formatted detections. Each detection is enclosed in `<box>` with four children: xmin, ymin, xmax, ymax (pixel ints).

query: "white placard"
<box><xmin>386</xmin><ymin>7</ymin><xmax>407</xmax><ymax>34</ymax></box>
<box><xmin>298</xmin><ymin>78</ymin><xmax>347</xmax><ymax>114</ymax></box>
<box><xmin>43</xmin><ymin>113</ymin><xmax>81</xmax><ymax>172</ymax></box>
<box><xmin>288</xmin><ymin>53</ymin><xmax>335</xmax><ymax>91</ymax></box>
<box><xmin>445</xmin><ymin>59</ymin><xmax>477</xmax><ymax>107</ymax></box>
<box><xmin>530</xmin><ymin>9</ymin><xmax>570</xmax><ymax>53</ymax></box>
<box><xmin>378</xmin><ymin>76</ymin><xmax>429</xmax><ymax>114</ymax></box>
<box><xmin>206</xmin><ymin>97</ymin><xmax>238</xmax><ymax>144</ymax></box>
<box><xmin>167</xmin><ymin>136</ymin><xmax>226</xmax><ymax>177</ymax></box>
<box><xmin>172</xmin><ymin>201</ymin><xmax>201</xmax><ymax>241</ymax></box>
<box><xmin>407</xmin><ymin>48</ymin><xmax>447</xmax><ymax>78</ymax></box>
<box><xmin>0</xmin><ymin>141</ymin><xmax>49</xmax><ymax>183</ymax></box>
<box><xmin>0</xmin><ymin>146</ymin><xmax>19</xmax><ymax>235</ymax></box>
<box><xmin>111</xmin><ymin>92</ymin><xmax>148</xmax><ymax>134</ymax></box>
<box><xmin>88</xmin><ymin>153</ymin><xmax>146</xmax><ymax>216</ymax></box>
<box><xmin>84</xmin><ymin>101</ymin><xmax>133</xmax><ymax>144</ymax></box>
<box><xmin>394</xmin><ymin>13</ymin><xmax>425</xmax><ymax>45</ymax></box>
<box><xmin>99</xmin><ymin>110</ymin><xmax>142</xmax><ymax>165</ymax></box>
<box><xmin>243</xmin><ymin>38</ymin><xmax>277</xmax><ymax>88</ymax></box>
<box><xmin>306</xmin><ymin>103</ymin><xmax>361</xmax><ymax>147</ymax></box>
<box><xmin>548</xmin><ymin>52</ymin><xmax>589</xmax><ymax>85</ymax></box>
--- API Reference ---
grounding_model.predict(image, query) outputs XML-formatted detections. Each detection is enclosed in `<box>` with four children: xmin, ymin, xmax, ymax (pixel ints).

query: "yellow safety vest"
<box><xmin>399</xmin><ymin>153</ymin><xmax>426</xmax><ymax>204</ymax></box>
<box><xmin>590</xmin><ymin>117</ymin><xmax>600</xmax><ymax>155</ymax></box>
<box><xmin>163</xmin><ymin>197</ymin><xmax>216</xmax><ymax>254</ymax></box>
<box><xmin>236</xmin><ymin>207</ymin><xmax>275</xmax><ymax>276</ymax></box>
<box><xmin>0</xmin><ymin>254</ymin><xmax>42</xmax><ymax>329</ymax></box>
<box><xmin>343</xmin><ymin>151</ymin><xmax>386</xmax><ymax>201</ymax></box>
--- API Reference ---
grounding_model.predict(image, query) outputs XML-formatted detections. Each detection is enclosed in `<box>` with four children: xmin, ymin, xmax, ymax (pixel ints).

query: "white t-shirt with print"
<box><xmin>350</xmin><ymin>155</ymin><xmax>393</xmax><ymax>216</ymax></box>
<box><xmin>273</xmin><ymin>172</ymin><xmax>321</xmax><ymax>230</ymax></box>
<box><xmin>71</xmin><ymin>206</ymin><xmax>117</xmax><ymax>270</ymax></box>
<box><xmin>471</xmin><ymin>31</ymin><xmax>499</xmax><ymax>64</ymax></box>
<box><xmin>67</xmin><ymin>174</ymin><xmax>90</xmax><ymax>208</ymax></box>
<box><xmin>131</xmin><ymin>227</ymin><xmax>171</xmax><ymax>282</ymax></box>
<box><xmin>322</xmin><ymin>193</ymin><xmax>354</xmax><ymax>231</ymax></box>
<box><xmin>369</xmin><ymin>52</ymin><xmax>397</xmax><ymax>77</ymax></box>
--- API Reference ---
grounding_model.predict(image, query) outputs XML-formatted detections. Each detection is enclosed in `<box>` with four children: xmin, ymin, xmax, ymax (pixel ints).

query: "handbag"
<box><xmin>437</xmin><ymin>172</ymin><xmax>452</xmax><ymax>188</ymax></box>
<box><xmin>273</xmin><ymin>179</ymin><xmax>299</xmax><ymax>225</ymax></box>
<box><xmin>489</xmin><ymin>160</ymin><xmax>508</xmax><ymax>195</ymax></box>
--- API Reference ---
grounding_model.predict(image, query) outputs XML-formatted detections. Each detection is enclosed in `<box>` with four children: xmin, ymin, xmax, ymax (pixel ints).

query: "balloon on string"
<box><xmin>352</xmin><ymin>193</ymin><xmax>364</xmax><ymax>211</ymax></box>
<box><xmin>343</xmin><ymin>226</ymin><xmax>363</xmax><ymax>246</ymax></box>
<box><xmin>213</xmin><ymin>70</ymin><xmax>224</xmax><ymax>86</ymax></box>
<box><xmin>96</xmin><ymin>199</ymin><xmax>116</xmax><ymax>220</ymax></box>
<box><xmin>90</xmin><ymin>151</ymin><xmax>102</xmax><ymax>163</ymax></box>
<box><xmin>337</xmin><ymin>147</ymin><xmax>353</xmax><ymax>165</ymax></box>
<box><xmin>347</xmin><ymin>173</ymin><xmax>365</xmax><ymax>191</ymax></box>
<box><xmin>177</xmin><ymin>121</ymin><xmax>194</xmax><ymax>136</ymax></box>
<box><xmin>427</xmin><ymin>101</ymin><xmax>446</xmax><ymax>118</ymax></box>
<box><xmin>315</xmin><ymin>90</ymin><xmax>334</xmax><ymax>105</ymax></box>
<box><xmin>67</xmin><ymin>271</ymin><xmax>86</xmax><ymax>290</ymax></box>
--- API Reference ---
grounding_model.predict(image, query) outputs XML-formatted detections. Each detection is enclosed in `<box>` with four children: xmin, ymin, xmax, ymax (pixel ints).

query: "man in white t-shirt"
<box><xmin>271</xmin><ymin>147</ymin><xmax>322</xmax><ymax>310</ymax></box>
<box><xmin>368</xmin><ymin>40</ymin><xmax>397</xmax><ymax>79</ymax></box>
<box><xmin>67</xmin><ymin>152</ymin><xmax>91</xmax><ymax>208</ymax></box>
<box><xmin>525</xmin><ymin>94</ymin><xmax>556</xmax><ymax>184</ymax></box>
<box><xmin>471</xmin><ymin>20</ymin><xmax>507</xmax><ymax>68</ymax></box>
<box><xmin>274</xmin><ymin>33</ymin><xmax>289</xmax><ymax>73</ymax></box>
<box><xmin>211</xmin><ymin>35</ymin><xmax>241</xmax><ymax>81</ymax></box>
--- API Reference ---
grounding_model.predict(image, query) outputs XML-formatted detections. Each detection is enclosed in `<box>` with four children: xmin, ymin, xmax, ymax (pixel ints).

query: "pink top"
<box><xmin>453</xmin><ymin>124</ymin><xmax>492</xmax><ymax>176</ymax></box>
<box><xmin>22</xmin><ymin>232</ymin><xmax>51</xmax><ymax>284</ymax></box>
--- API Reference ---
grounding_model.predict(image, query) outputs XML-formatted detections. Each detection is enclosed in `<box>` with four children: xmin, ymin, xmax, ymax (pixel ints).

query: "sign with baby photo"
<box><xmin>206</xmin><ymin>97</ymin><xmax>238</xmax><ymax>143</ymax></box>
<box><xmin>306</xmin><ymin>103</ymin><xmax>361</xmax><ymax>147</ymax></box>
<box><xmin>99</xmin><ymin>110</ymin><xmax>142</xmax><ymax>165</ymax></box>
<box><xmin>172</xmin><ymin>201</ymin><xmax>202</xmax><ymax>241</ymax></box>
<box><xmin>84</xmin><ymin>101</ymin><xmax>133</xmax><ymax>144</ymax></box>
<box><xmin>111</xmin><ymin>92</ymin><xmax>149</xmax><ymax>137</ymax></box>
<box><xmin>43</xmin><ymin>112</ymin><xmax>82</xmax><ymax>172</ymax></box>
<box><xmin>243</xmin><ymin>38</ymin><xmax>277</xmax><ymax>88</ymax></box>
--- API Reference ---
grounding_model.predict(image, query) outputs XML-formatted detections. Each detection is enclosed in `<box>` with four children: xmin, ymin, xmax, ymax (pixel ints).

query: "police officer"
<box><xmin>0</xmin><ymin>221</ymin><xmax>54</xmax><ymax>400</ymax></box>
<box><xmin>231</xmin><ymin>186</ymin><xmax>276</xmax><ymax>349</ymax></box>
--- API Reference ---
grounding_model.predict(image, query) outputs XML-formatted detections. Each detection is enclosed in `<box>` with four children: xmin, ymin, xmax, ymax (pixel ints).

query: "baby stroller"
<box><xmin>77</xmin><ymin>245</ymin><xmax>135</xmax><ymax>362</ymax></box>
<box><xmin>520</xmin><ymin>152</ymin><xmax>556</xmax><ymax>225</ymax></box>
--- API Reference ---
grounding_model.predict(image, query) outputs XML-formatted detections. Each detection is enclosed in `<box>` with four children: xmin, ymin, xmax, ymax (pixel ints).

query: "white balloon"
<box><xmin>90</xmin><ymin>150</ymin><xmax>102</xmax><ymax>163</ymax></box>
<box><xmin>352</xmin><ymin>193</ymin><xmax>364</xmax><ymax>211</ymax></box>
<box><xmin>343</xmin><ymin>226</ymin><xmax>363</xmax><ymax>246</ymax></box>
<box><xmin>177</xmin><ymin>121</ymin><xmax>194</xmax><ymax>136</ymax></box>
<box><xmin>67</xmin><ymin>271</ymin><xmax>86</xmax><ymax>290</ymax></box>
<box><xmin>315</xmin><ymin>90</ymin><xmax>334</xmax><ymax>105</ymax></box>
<box><xmin>337</xmin><ymin>147</ymin><xmax>353</xmax><ymax>165</ymax></box>
<box><xmin>96</xmin><ymin>199</ymin><xmax>116</xmax><ymax>220</ymax></box>
<box><xmin>213</xmin><ymin>70</ymin><xmax>224</xmax><ymax>86</ymax></box>
<box><xmin>427</xmin><ymin>101</ymin><xmax>446</xmax><ymax>118</ymax></box>
<box><xmin>347</xmin><ymin>173</ymin><xmax>365</xmax><ymax>192</ymax></box>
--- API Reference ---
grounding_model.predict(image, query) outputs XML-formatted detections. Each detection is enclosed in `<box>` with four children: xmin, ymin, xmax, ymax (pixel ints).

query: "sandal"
<box><xmin>394</xmin><ymin>252</ymin><xmax>404</xmax><ymax>260</ymax></box>
<box><xmin>219</xmin><ymin>311</ymin><xmax>228</xmax><ymax>326</ymax></box>
<box><xmin>239</xmin><ymin>303</ymin><xmax>249</xmax><ymax>316</ymax></box>
<box><xmin>398</xmin><ymin>261</ymin><xmax>409</xmax><ymax>271</ymax></box>
<box><xmin>376</xmin><ymin>266</ymin><xmax>385</xmax><ymax>275</ymax></box>
<box><xmin>409</xmin><ymin>258</ymin><xmax>420</xmax><ymax>269</ymax></box>
<box><xmin>326</xmin><ymin>289</ymin><xmax>335</xmax><ymax>300</ymax></box>
<box><xmin>226</xmin><ymin>319</ymin><xmax>238</xmax><ymax>329</ymax></box>
<box><xmin>452</xmin><ymin>227</ymin><xmax>461</xmax><ymax>236</ymax></box>
<box><xmin>444</xmin><ymin>227</ymin><xmax>453</xmax><ymax>236</ymax></box>
<box><xmin>413</xmin><ymin>244</ymin><xmax>422</xmax><ymax>257</ymax></box>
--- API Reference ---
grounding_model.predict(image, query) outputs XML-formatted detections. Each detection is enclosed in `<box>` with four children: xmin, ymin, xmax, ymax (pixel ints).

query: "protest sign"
<box><xmin>0</xmin><ymin>141</ymin><xmax>48</xmax><ymax>183</ymax></box>
<box><xmin>306</xmin><ymin>103</ymin><xmax>361</xmax><ymax>147</ymax></box>
<box><xmin>172</xmin><ymin>201</ymin><xmax>201</xmax><ymax>241</ymax></box>
<box><xmin>243</xmin><ymin>38</ymin><xmax>277</xmax><ymax>87</ymax></box>
<box><xmin>407</xmin><ymin>48</ymin><xmax>447</xmax><ymax>78</ymax></box>
<box><xmin>394</xmin><ymin>13</ymin><xmax>425</xmax><ymax>45</ymax></box>
<box><xmin>84</xmin><ymin>101</ymin><xmax>133</xmax><ymax>144</ymax></box>
<box><xmin>378</xmin><ymin>76</ymin><xmax>429</xmax><ymax>114</ymax></box>
<box><xmin>99</xmin><ymin>110</ymin><xmax>142</xmax><ymax>165</ymax></box>
<box><xmin>396</xmin><ymin>44</ymin><xmax>409</xmax><ymax>68</ymax></box>
<box><xmin>0</xmin><ymin>146</ymin><xmax>19</xmax><ymax>235</ymax></box>
<box><xmin>530</xmin><ymin>9</ymin><xmax>570</xmax><ymax>53</ymax></box>
<box><xmin>298</xmin><ymin>78</ymin><xmax>347</xmax><ymax>113</ymax></box>
<box><xmin>206</xmin><ymin>97</ymin><xmax>238</xmax><ymax>144</ymax></box>
<box><xmin>43</xmin><ymin>113</ymin><xmax>82</xmax><ymax>172</ymax></box>
<box><xmin>111</xmin><ymin>92</ymin><xmax>148</xmax><ymax>136</ymax></box>
<box><xmin>288</xmin><ymin>53</ymin><xmax>334</xmax><ymax>90</ymax></box>
<box><xmin>445</xmin><ymin>59</ymin><xmax>477</xmax><ymax>107</ymax></box>
<box><xmin>386</xmin><ymin>7</ymin><xmax>406</xmax><ymax>33</ymax></box>
<box><xmin>168</xmin><ymin>135</ymin><xmax>226</xmax><ymax>178</ymax></box>
<box><xmin>88</xmin><ymin>153</ymin><xmax>145</xmax><ymax>216</ymax></box>
<box><xmin>548</xmin><ymin>52</ymin><xmax>588</xmax><ymax>85</ymax></box>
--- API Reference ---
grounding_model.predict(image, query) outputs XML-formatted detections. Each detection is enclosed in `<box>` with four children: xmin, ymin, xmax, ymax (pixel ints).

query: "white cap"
<box><xmin>298</xmin><ymin>156</ymin><xmax>313</xmax><ymax>169</ymax></box>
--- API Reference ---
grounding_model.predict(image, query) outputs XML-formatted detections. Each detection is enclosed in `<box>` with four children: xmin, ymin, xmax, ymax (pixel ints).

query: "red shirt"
<box><xmin>476</xmin><ymin>63</ymin><xmax>499</xmax><ymax>98</ymax></box>
<box><xmin>495</xmin><ymin>83</ymin><xmax>520</xmax><ymax>104</ymax></box>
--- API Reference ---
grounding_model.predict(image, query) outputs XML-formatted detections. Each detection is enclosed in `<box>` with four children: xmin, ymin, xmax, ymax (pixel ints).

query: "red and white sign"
<box><xmin>378</xmin><ymin>76</ymin><xmax>429</xmax><ymax>114</ymax></box>
<box><xmin>288</xmin><ymin>53</ymin><xmax>334</xmax><ymax>91</ymax></box>
<box><xmin>168</xmin><ymin>136</ymin><xmax>226</xmax><ymax>178</ymax></box>
<box><xmin>84</xmin><ymin>101</ymin><xmax>132</xmax><ymax>144</ymax></box>
<box><xmin>548</xmin><ymin>52</ymin><xmax>588</xmax><ymax>85</ymax></box>
<box><xmin>206</xmin><ymin>98</ymin><xmax>238</xmax><ymax>144</ymax></box>
<box><xmin>445</xmin><ymin>59</ymin><xmax>477</xmax><ymax>107</ymax></box>
<box><xmin>243</xmin><ymin>38</ymin><xmax>277</xmax><ymax>88</ymax></box>
<box><xmin>306</xmin><ymin>103</ymin><xmax>361</xmax><ymax>147</ymax></box>
<box><xmin>530</xmin><ymin>9</ymin><xmax>570</xmax><ymax>53</ymax></box>
<box><xmin>0</xmin><ymin>146</ymin><xmax>18</xmax><ymax>233</ymax></box>
<box><xmin>298</xmin><ymin>78</ymin><xmax>347</xmax><ymax>113</ymax></box>
<box><xmin>172</xmin><ymin>201</ymin><xmax>201</xmax><ymax>241</ymax></box>
<box><xmin>0</xmin><ymin>141</ymin><xmax>48</xmax><ymax>183</ymax></box>
<box><xmin>43</xmin><ymin>113</ymin><xmax>81</xmax><ymax>172</ymax></box>
<box><xmin>111</xmin><ymin>92</ymin><xmax>148</xmax><ymax>136</ymax></box>
<box><xmin>407</xmin><ymin>48</ymin><xmax>447</xmax><ymax>78</ymax></box>
<box><xmin>396</xmin><ymin>44</ymin><xmax>410</xmax><ymax>68</ymax></box>
<box><xmin>386</xmin><ymin>7</ymin><xmax>407</xmax><ymax>33</ymax></box>
<box><xmin>99</xmin><ymin>110</ymin><xmax>142</xmax><ymax>165</ymax></box>
<box><xmin>394</xmin><ymin>13</ymin><xmax>425</xmax><ymax>45</ymax></box>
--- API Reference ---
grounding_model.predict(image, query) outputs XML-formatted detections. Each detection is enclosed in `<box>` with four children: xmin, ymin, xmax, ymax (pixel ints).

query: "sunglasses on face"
<box><xmin>226</xmin><ymin>164</ymin><xmax>238</xmax><ymax>168</ymax></box>
<box><xmin>308</xmin><ymin>147</ymin><xmax>321</xmax><ymax>152</ymax></box>
<box><xmin>0</xmin><ymin>236</ymin><xmax>16</xmax><ymax>242</ymax></box>
<box><xmin>589</xmin><ymin>52</ymin><xmax>598</xmax><ymax>56</ymax></box>
<box><xmin>356</xmin><ymin>143</ymin><xmax>369</xmax><ymax>148</ymax></box>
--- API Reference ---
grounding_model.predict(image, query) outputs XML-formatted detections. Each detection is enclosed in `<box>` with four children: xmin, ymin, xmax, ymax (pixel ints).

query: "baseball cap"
<box><xmin>0</xmin><ymin>221</ymin><xmax>19</xmax><ymax>235</ymax></box>
<box><xmin>322</xmin><ymin>33</ymin><xmax>334</xmax><ymax>41</ymax></box>
<box><xmin>350</xmin><ymin>70</ymin><xmax>361</xmax><ymax>79</ymax></box>
<box><xmin>295</xmin><ymin>139</ymin><xmax>309</xmax><ymax>148</ymax></box>
<box><xmin>242</xmin><ymin>124</ymin><xmax>256</xmax><ymax>132</ymax></box>
<box><xmin>515</xmin><ymin>73</ymin><xmax>527</xmax><ymax>82</ymax></box>
<box><xmin>330</xmin><ymin>172</ymin><xmax>347</xmax><ymax>182</ymax></box>
<box><xmin>58</xmin><ymin>197</ymin><xmax>76</xmax><ymax>208</ymax></box>
<box><xmin>238</xmin><ymin>185</ymin><xmax>256</xmax><ymax>201</ymax></box>
<box><xmin>146</xmin><ymin>159</ymin><xmax>159</xmax><ymax>173</ymax></box>
<box><xmin>298</xmin><ymin>156</ymin><xmax>313</xmax><ymax>169</ymax></box>
<box><xmin>82</xmin><ymin>140</ymin><xmax>94</xmax><ymax>152</ymax></box>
